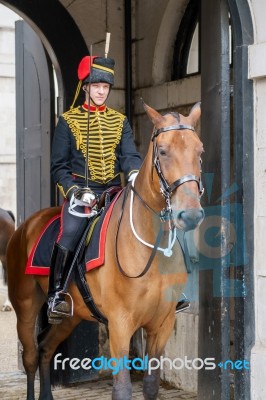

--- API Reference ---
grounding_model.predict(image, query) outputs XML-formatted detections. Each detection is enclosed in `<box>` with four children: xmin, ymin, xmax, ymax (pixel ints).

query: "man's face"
<box><xmin>86</xmin><ymin>82</ymin><xmax>110</xmax><ymax>106</ymax></box>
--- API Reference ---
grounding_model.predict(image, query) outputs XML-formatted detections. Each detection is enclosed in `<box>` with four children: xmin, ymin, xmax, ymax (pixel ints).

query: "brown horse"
<box><xmin>0</xmin><ymin>208</ymin><xmax>15</xmax><ymax>311</ymax></box>
<box><xmin>7</xmin><ymin>102</ymin><xmax>204</xmax><ymax>400</ymax></box>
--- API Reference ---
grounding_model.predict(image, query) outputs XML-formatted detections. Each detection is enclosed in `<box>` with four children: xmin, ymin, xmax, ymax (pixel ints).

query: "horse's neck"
<box><xmin>120</xmin><ymin>169</ymin><xmax>187</xmax><ymax>288</ymax></box>
<box><xmin>134</xmin><ymin>152</ymin><xmax>164</xmax><ymax>213</ymax></box>
<box><xmin>130</xmin><ymin>167</ymin><xmax>171</xmax><ymax>254</ymax></box>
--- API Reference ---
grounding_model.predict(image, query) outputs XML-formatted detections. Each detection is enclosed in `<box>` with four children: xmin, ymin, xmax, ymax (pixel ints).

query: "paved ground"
<box><xmin>0</xmin><ymin>275</ymin><xmax>197</xmax><ymax>399</ymax></box>
<box><xmin>0</xmin><ymin>370</ymin><xmax>198</xmax><ymax>399</ymax></box>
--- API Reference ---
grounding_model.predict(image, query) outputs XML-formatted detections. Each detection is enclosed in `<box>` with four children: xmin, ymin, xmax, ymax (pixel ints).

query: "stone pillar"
<box><xmin>0</xmin><ymin>5</ymin><xmax>18</xmax><ymax>220</ymax></box>
<box><xmin>249</xmin><ymin>41</ymin><xmax>266</xmax><ymax>400</ymax></box>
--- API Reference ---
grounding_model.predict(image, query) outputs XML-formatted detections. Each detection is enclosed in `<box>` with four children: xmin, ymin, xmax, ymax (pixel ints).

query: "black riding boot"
<box><xmin>47</xmin><ymin>243</ymin><xmax>73</xmax><ymax>324</ymax></box>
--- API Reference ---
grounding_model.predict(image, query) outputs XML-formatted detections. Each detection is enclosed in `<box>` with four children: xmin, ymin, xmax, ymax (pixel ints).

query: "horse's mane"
<box><xmin>162</xmin><ymin>111</ymin><xmax>180</xmax><ymax>122</ymax></box>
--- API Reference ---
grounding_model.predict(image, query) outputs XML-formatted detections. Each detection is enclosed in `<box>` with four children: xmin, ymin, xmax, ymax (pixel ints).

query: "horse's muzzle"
<box><xmin>175</xmin><ymin>208</ymin><xmax>205</xmax><ymax>231</ymax></box>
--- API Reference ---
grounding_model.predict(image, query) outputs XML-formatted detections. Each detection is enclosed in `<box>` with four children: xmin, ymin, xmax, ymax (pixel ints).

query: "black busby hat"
<box><xmin>71</xmin><ymin>56</ymin><xmax>115</xmax><ymax>109</ymax></box>
<box><xmin>84</xmin><ymin>57</ymin><xmax>115</xmax><ymax>85</ymax></box>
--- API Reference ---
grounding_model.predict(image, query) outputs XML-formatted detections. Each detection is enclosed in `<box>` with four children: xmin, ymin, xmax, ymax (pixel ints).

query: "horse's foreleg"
<box><xmin>38</xmin><ymin>315</ymin><xmax>81</xmax><ymax>400</ymax></box>
<box><xmin>16</xmin><ymin>309</ymin><xmax>43</xmax><ymax>400</ymax></box>
<box><xmin>108</xmin><ymin>320</ymin><xmax>134</xmax><ymax>400</ymax></box>
<box><xmin>143</xmin><ymin>315</ymin><xmax>176</xmax><ymax>400</ymax></box>
<box><xmin>1</xmin><ymin>261</ymin><xmax>12</xmax><ymax>311</ymax></box>
<box><xmin>11</xmin><ymin>279</ymin><xmax>46</xmax><ymax>400</ymax></box>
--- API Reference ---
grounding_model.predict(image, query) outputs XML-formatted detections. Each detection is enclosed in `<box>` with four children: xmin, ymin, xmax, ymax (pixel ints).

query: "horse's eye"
<box><xmin>199</xmin><ymin>157</ymin><xmax>203</xmax><ymax>172</ymax></box>
<box><xmin>159</xmin><ymin>148</ymin><xmax>167</xmax><ymax>156</ymax></box>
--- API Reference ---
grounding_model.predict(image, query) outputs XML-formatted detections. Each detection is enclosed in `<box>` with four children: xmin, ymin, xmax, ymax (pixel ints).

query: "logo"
<box><xmin>53</xmin><ymin>353</ymin><xmax>250</xmax><ymax>374</ymax></box>
<box><xmin>163</xmin><ymin>173</ymin><xmax>249</xmax><ymax>300</ymax></box>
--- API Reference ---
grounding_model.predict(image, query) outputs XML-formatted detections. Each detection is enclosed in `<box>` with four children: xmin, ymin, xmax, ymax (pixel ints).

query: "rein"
<box><xmin>115</xmin><ymin>185</ymin><xmax>165</xmax><ymax>279</ymax></box>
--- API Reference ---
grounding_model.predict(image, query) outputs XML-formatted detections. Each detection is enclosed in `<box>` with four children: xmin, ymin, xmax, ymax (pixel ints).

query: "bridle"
<box><xmin>115</xmin><ymin>114</ymin><xmax>204</xmax><ymax>279</ymax></box>
<box><xmin>151</xmin><ymin>117</ymin><xmax>204</xmax><ymax>220</ymax></box>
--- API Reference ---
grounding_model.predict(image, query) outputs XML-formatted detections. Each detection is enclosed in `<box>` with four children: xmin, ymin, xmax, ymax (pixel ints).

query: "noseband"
<box><xmin>151</xmin><ymin>121</ymin><xmax>204</xmax><ymax>216</ymax></box>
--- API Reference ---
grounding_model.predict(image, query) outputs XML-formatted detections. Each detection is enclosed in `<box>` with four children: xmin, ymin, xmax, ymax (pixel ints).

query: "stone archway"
<box><xmin>1</xmin><ymin>0</ymin><xmax>88</xmax><ymax>109</ymax></box>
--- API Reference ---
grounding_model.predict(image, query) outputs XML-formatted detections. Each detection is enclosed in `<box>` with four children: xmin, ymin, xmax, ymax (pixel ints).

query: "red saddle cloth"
<box><xmin>25</xmin><ymin>191</ymin><xmax>122</xmax><ymax>275</ymax></box>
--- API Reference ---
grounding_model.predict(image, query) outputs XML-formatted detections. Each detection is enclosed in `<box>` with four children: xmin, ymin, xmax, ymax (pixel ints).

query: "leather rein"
<box><xmin>115</xmin><ymin>119</ymin><xmax>204</xmax><ymax>279</ymax></box>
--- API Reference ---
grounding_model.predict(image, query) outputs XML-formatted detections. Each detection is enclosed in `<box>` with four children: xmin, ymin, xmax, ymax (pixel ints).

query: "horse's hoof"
<box><xmin>112</xmin><ymin>384</ymin><xmax>132</xmax><ymax>400</ymax></box>
<box><xmin>143</xmin><ymin>374</ymin><xmax>160</xmax><ymax>400</ymax></box>
<box><xmin>2</xmin><ymin>306</ymin><xmax>12</xmax><ymax>311</ymax></box>
<box><xmin>1</xmin><ymin>304</ymin><xmax>12</xmax><ymax>312</ymax></box>
<box><xmin>38</xmin><ymin>395</ymin><xmax>54</xmax><ymax>400</ymax></box>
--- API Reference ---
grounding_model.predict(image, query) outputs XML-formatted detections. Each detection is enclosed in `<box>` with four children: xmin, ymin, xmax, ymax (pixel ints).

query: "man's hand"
<box><xmin>73</xmin><ymin>187</ymin><xmax>98</xmax><ymax>207</ymax></box>
<box><xmin>68</xmin><ymin>187</ymin><xmax>99</xmax><ymax>218</ymax></box>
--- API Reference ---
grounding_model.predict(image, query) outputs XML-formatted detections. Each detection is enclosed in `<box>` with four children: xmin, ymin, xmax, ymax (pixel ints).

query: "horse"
<box><xmin>0</xmin><ymin>208</ymin><xmax>15</xmax><ymax>311</ymax></box>
<box><xmin>6</xmin><ymin>101</ymin><xmax>204</xmax><ymax>400</ymax></box>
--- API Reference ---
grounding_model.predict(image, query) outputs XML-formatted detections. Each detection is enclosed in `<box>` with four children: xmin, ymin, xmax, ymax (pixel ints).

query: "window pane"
<box><xmin>186</xmin><ymin>23</ymin><xmax>199</xmax><ymax>75</ymax></box>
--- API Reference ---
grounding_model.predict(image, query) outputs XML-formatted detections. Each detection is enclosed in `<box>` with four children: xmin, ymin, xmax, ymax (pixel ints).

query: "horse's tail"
<box><xmin>0</xmin><ymin>209</ymin><xmax>15</xmax><ymax>285</ymax></box>
<box><xmin>7</xmin><ymin>210</ymin><xmax>15</xmax><ymax>223</ymax></box>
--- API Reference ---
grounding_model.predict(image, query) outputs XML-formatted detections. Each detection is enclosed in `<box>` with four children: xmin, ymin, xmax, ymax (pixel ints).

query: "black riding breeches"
<box><xmin>56</xmin><ymin>181</ymin><xmax>122</xmax><ymax>252</ymax></box>
<box><xmin>56</xmin><ymin>200</ymin><xmax>89</xmax><ymax>252</ymax></box>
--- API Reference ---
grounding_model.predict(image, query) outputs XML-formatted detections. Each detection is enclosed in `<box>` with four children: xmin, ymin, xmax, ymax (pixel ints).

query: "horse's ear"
<box><xmin>189</xmin><ymin>102</ymin><xmax>201</xmax><ymax>126</ymax></box>
<box><xmin>141</xmin><ymin>98</ymin><xmax>164</xmax><ymax>126</ymax></box>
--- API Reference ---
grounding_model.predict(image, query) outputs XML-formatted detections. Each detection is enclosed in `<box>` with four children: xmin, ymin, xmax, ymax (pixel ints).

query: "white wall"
<box><xmin>0</xmin><ymin>4</ymin><xmax>20</xmax><ymax>220</ymax></box>
<box><xmin>248</xmin><ymin>1</ymin><xmax>266</xmax><ymax>399</ymax></box>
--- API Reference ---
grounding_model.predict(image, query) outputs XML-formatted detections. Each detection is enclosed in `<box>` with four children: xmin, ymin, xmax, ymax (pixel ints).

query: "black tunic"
<box><xmin>51</xmin><ymin>104</ymin><xmax>142</xmax><ymax>197</ymax></box>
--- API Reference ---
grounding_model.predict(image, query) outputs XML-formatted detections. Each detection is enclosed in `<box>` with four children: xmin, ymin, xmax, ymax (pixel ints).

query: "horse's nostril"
<box><xmin>178</xmin><ymin>208</ymin><xmax>204</xmax><ymax>230</ymax></box>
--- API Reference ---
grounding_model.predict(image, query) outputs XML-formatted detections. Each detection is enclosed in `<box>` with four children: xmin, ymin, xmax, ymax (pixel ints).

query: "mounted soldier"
<box><xmin>7</xmin><ymin>98</ymin><xmax>204</xmax><ymax>399</ymax></box>
<box><xmin>48</xmin><ymin>53</ymin><xmax>142</xmax><ymax>323</ymax></box>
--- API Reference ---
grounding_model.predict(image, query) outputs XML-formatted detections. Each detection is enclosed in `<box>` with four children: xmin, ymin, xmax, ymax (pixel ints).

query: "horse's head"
<box><xmin>143</xmin><ymin>101</ymin><xmax>204</xmax><ymax>232</ymax></box>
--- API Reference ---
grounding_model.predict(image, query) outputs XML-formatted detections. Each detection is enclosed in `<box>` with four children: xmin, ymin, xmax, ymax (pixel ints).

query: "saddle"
<box><xmin>98</xmin><ymin>186</ymin><xmax>121</xmax><ymax>209</ymax></box>
<box><xmin>25</xmin><ymin>187</ymin><xmax>123</xmax><ymax>325</ymax></box>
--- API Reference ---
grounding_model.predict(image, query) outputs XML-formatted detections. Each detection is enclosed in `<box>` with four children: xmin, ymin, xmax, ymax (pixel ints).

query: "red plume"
<box><xmin>77</xmin><ymin>56</ymin><xmax>97</xmax><ymax>80</ymax></box>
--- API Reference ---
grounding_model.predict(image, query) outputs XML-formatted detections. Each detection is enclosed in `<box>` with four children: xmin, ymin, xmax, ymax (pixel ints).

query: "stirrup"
<box><xmin>175</xmin><ymin>293</ymin><xmax>190</xmax><ymax>314</ymax></box>
<box><xmin>48</xmin><ymin>314</ymin><xmax>63</xmax><ymax>325</ymax></box>
<box><xmin>49</xmin><ymin>291</ymin><xmax>74</xmax><ymax>317</ymax></box>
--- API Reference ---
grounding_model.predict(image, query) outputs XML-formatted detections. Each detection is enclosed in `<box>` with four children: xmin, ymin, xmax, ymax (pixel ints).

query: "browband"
<box><xmin>152</xmin><ymin>124</ymin><xmax>195</xmax><ymax>140</ymax></box>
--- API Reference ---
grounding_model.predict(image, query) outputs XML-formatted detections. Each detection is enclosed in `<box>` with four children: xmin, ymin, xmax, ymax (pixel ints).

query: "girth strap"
<box><xmin>75</xmin><ymin>261</ymin><xmax>108</xmax><ymax>325</ymax></box>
